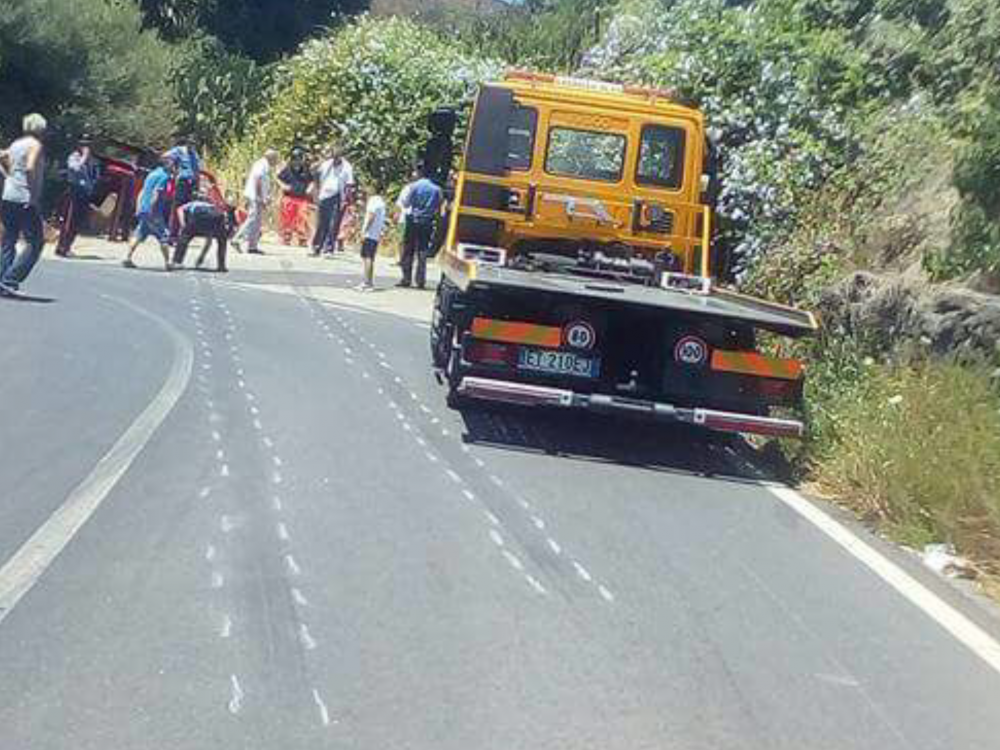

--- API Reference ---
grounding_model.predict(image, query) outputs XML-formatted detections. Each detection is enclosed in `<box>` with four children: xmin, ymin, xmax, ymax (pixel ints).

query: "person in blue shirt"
<box><xmin>398</xmin><ymin>164</ymin><xmax>443</xmax><ymax>289</ymax></box>
<box><xmin>164</xmin><ymin>136</ymin><xmax>200</xmax><ymax>243</ymax></box>
<box><xmin>123</xmin><ymin>157</ymin><xmax>176</xmax><ymax>271</ymax></box>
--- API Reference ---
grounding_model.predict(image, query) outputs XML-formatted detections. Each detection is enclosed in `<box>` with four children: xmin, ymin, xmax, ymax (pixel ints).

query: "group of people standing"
<box><xmin>1</xmin><ymin>112</ymin><xmax>446</xmax><ymax>297</ymax></box>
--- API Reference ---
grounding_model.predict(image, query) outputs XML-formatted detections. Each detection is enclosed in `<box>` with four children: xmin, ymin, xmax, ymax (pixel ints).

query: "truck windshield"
<box><xmin>545</xmin><ymin>128</ymin><xmax>626</xmax><ymax>182</ymax></box>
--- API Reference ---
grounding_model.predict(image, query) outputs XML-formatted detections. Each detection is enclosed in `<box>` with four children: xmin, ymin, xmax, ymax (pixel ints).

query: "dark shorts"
<box><xmin>135</xmin><ymin>213</ymin><xmax>168</xmax><ymax>243</ymax></box>
<box><xmin>360</xmin><ymin>238</ymin><xmax>379</xmax><ymax>259</ymax></box>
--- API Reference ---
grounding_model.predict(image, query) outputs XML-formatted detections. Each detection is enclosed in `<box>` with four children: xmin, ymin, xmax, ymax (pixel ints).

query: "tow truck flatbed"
<box><xmin>444</xmin><ymin>255</ymin><xmax>819</xmax><ymax>338</ymax></box>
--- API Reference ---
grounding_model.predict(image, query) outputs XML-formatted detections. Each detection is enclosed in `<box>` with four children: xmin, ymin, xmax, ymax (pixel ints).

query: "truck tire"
<box><xmin>430</xmin><ymin>280</ymin><xmax>456</xmax><ymax>369</ymax></box>
<box><xmin>445</xmin><ymin>342</ymin><xmax>468</xmax><ymax>409</ymax></box>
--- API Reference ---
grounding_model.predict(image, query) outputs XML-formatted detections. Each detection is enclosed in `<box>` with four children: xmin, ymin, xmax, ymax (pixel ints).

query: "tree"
<box><xmin>140</xmin><ymin>0</ymin><xmax>370</xmax><ymax>61</ymax></box>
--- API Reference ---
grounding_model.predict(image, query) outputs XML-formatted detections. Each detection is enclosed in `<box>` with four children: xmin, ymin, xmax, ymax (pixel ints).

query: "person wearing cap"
<box><xmin>56</xmin><ymin>135</ymin><xmax>101</xmax><ymax>257</ymax></box>
<box><xmin>277</xmin><ymin>147</ymin><xmax>313</xmax><ymax>248</ymax></box>
<box><xmin>0</xmin><ymin>113</ymin><xmax>48</xmax><ymax>295</ymax></box>
<box><xmin>164</xmin><ymin>136</ymin><xmax>201</xmax><ymax>243</ymax></box>
<box><xmin>233</xmin><ymin>149</ymin><xmax>278</xmax><ymax>255</ymax></box>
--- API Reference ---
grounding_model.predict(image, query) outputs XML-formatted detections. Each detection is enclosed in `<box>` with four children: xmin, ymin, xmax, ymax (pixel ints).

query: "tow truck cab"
<box><xmin>431</xmin><ymin>72</ymin><xmax>819</xmax><ymax>439</ymax></box>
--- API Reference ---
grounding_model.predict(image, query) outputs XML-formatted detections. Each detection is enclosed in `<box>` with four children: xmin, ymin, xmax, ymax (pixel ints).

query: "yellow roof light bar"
<box><xmin>504</xmin><ymin>70</ymin><xmax>677</xmax><ymax>102</ymax></box>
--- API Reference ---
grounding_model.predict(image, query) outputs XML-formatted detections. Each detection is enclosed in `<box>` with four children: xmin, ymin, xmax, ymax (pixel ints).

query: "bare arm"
<box><xmin>25</xmin><ymin>140</ymin><xmax>42</xmax><ymax>173</ymax></box>
<box><xmin>0</xmin><ymin>149</ymin><xmax>9</xmax><ymax>178</ymax></box>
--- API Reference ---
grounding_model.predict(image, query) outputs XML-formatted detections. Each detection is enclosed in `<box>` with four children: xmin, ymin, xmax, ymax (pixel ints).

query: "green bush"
<box><xmin>218</xmin><ymin>16</ymin><xmax>501</xmax><ymax>194</ymax></box>
<box><xmin>0</xmin><ymin>0</ymin><xmax>179</xmax><ymax>147</ymax></box>
<box><xmin>813</xmin><ymin>360</ymin><xmax>1000</xmax><ymax>561</ymax></box>
<box><xmin>171</xmin><ymin>35</ymin><xmax>272</xmax><ymax>152</ymax></box>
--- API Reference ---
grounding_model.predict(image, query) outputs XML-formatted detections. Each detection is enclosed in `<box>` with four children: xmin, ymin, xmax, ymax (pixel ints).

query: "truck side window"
<box><xmin>636</xmin><ymin>125</ymin><xmax>686</xmax><ymax>190</ymax></box>
<box><xmin>507</xmin><ymin>106</ymin><xmax>538</xmax><ymax>171</ymax></box>
<box><xmin>545</xmin><ymin>128</ymin><xmax>627</xmax><ymax>182</ymax></box>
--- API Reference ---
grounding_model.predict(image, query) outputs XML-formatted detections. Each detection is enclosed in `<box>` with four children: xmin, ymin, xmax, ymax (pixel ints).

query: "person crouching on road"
<box><xmin>57</xmin><ymin>134</ymin><xmax>100</xmax><ymax>257</ymax></box>
<box><xmin>172</xmin><ymin>199</ymin><xmax>234</xmax><ymax>273</ymax></box>
<box><xmin>277</xmin><ymin>146</ymin><xmax>313</xmax><ymax>247</ymax></box>
<box><xmin>0</xmin><ymin>113</ymin><xmax>48</xmax><ymax>296</ymax></box>
<box><xmin>123</xmin><ymin>156</ymin><xmax>176</xmax><ymax>271</ymax></box>
<box><xmin>233</xmin><ymin>150</ymin><xmax>277</xmax><ymax>255</ymax></box>
<box><xmin>398</xmin><ymin>163</ymin><xmax>443</xmax><ymax>290</ymax></box>
<box><xmin>356</xmin><ymin>182</ymin><xmax>387</xmax><ymax>292</ymax></box>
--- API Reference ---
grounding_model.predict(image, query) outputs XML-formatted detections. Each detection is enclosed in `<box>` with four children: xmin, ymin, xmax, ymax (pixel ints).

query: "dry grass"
<box><xmin>812</xmin><ymin>361</ymin><xmax>1000</xmax><ymax>574</ymax></box>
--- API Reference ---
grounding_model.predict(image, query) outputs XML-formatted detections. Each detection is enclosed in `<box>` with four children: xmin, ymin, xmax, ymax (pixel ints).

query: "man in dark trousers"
<box><xmin>172</xmin><ymin>199</ymin><xmax>233</xmax><ymax>273</ymax></box>
<box><xmin>397</xmin><ymin>164</ymin><xmax>443</xmax><ymax>290</ymax></box>
<box><xmin>164</xmin><ymin>136</ymin><xmax>200</xmax><ymax>243</ymax></box>
<box><xmin>57</xmin><ymin>135</ymin><xmax>100</xmax><ymax>257</ymax></box>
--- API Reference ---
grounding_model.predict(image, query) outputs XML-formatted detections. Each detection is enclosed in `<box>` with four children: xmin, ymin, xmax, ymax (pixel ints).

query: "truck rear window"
<box><xmin>636</xmin><ymin>125</ymin><xmax>686</xmax><ymax>190</ymax></box>
<box><xmin>507</xmin><ymin>106</ymin><xmax>537</xmax><ymax>171</ymax></box>
<box><xmin>545</xmin><ymin>128</ymin><xmax>626</xmax><ymax>183</ymax></box>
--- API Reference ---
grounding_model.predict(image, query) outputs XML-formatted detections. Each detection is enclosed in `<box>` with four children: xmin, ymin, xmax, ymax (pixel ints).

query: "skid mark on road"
<box><xmin>291</xmin><ymin>286</ymin><xmax>620</xmax><ymax>605</ymax></box>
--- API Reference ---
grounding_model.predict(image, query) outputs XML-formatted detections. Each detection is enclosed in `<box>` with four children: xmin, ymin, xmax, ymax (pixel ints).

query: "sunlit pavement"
<box><xmin>1</xmin><ymin>244</ymin><xmax>1000</xmax><ymax>750</ymax></box>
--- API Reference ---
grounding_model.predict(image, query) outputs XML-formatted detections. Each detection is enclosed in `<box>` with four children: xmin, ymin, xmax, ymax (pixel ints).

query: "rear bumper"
<box><xmin>457</xmin><ymin>376</ymin><xmax>804</xmax><ymax>439</ymax></box>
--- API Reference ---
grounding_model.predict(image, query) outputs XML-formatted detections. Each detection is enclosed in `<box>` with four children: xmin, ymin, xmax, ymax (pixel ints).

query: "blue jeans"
<box><xmin>1</xmin><ymin>200</ymin><xmax>44</xmax><ymax>289</ymax></box>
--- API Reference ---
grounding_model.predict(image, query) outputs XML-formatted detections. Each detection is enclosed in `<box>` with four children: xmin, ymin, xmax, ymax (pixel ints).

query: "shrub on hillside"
<box><xmin>218</xmin><ymin>16</ymin><xmax>501</xmax><ymax>193</ymax></box>
<box><xmin>0</xmin><ymin>0</ymin><xmax>179</xmax><ymax>147</ymax></box>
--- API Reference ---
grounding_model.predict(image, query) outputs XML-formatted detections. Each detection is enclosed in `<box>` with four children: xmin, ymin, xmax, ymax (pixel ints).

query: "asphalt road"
<box><xmin>2</xmin><ymin>255</ymin><xmax>1000</xmax><ymax>750</ymax></box>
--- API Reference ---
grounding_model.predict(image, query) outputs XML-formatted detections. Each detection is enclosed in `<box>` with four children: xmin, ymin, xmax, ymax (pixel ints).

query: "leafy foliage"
<box><xmin>218</xmin><ymin>16</ymin><xmax>501</xmax><ymax>194</ymax></box>
<box><xmin>171</xmin><ymin>35</ymin><xmax>272</xmax><ymax>152</ymax></box>
<box><xmin>0</xmin><ymin>0</ymin><xmax>179</xmax><ymax>147</ymax></box>
<box><xmin>139</xmin><ymin>0</ymin><xmax>369</xmax><ymax>62</ymax></box>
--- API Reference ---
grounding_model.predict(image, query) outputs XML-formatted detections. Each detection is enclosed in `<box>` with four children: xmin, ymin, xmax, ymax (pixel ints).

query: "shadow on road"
<box><xmin>456</xmin><ymin>404</ymin><xmax>777</xmax><ymax>485</ymax></box>
<box><xmin>0</xmin><ymin>292</ymin><xmax>56</xmax><ymax>304</ymax></box>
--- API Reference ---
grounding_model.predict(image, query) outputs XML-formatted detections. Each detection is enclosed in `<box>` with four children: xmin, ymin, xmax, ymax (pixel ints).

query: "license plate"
<box><xmin>517</xmin><ymin>348</ymin><xmax>600</xmax><ymax>378</ymax></box>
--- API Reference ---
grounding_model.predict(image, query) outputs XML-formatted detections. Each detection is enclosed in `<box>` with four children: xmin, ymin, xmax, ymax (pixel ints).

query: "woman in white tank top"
<box><xmin>0</xmin><ymin>113</ymin><xmax>48</xmax><ymax>294</ymax></box>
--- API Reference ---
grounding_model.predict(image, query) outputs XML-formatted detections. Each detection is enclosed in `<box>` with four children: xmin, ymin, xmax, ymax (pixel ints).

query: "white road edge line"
<box><xmin>767</xmin><ymin>484</ymin><xmax>1000</xmax><ymax>676</ymax></box>
<box><xmin>0</xmin><ymin>295</ymin><xmax>193</xmax><ymax>626</ymax></box>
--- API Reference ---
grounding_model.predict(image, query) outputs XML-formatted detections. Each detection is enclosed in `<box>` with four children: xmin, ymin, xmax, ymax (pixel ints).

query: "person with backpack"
<box><xmin>56</xmin><ymin>135</ymin><xmax>100</xmax><ymax>257</ymax></box>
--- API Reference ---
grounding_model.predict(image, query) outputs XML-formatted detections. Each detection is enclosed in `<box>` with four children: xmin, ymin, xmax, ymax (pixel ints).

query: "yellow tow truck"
<box><xmin>429</xmin><ymin>72</ymin><xmax>818</xmax><ymax>438</ymax></box>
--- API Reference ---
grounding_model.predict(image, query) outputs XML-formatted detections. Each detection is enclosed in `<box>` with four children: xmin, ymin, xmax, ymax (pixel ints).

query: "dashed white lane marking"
<box><xmin>517</xmin><ymin>497</ymin><xmax>532</xmax><ymax>510</ymax></box>
<box><xmin>489</xmin><ymin>475</ymin><xmax>504</xmax><ymax>488</ymax></box>
<box><xmin>285</xmin><ymin>554</ymin><xmax>302</xmax><ymax>576</ymax></box>
<box><xmin>415</xmin><ymin>437</ymin><xmax>427</xmax><ymax>448</ymax></box>
<box><xmin>272</xmin><ymin>472</ymin><xmax>283</xmax><ymax>485</ymax></box>
<box><xmin>766</xmin><ymin>484</ymin><xmax>1000</xmax><ymax>677</ymax></box>
<box><xmin>211</xmin><ymin>431</ymin><xmax>222</xmax><ymax>442</ymax></box>
<box><xmin>220</xmin><ymin>463</ymin><xmax>230</xmax><ymax>478</ymax></box>
<box><xmin>277</xmin><ymin>523</ymin><xmax>290</xmax><ymax>542</ymax></box>
<box><xmin>199</xmin><ymin>486</ymin><xmax>212</xmax><ymax>500</ymax></box>
<box><xmin>531</xmin><ymin>516</ymin><xmax>546</xmax><ymax>530</ymax></box>
<box><xmin>473</xmin><ymin>457</ymin><xmax>485</xmax><ymax>468</ymax></box>
<box><xmin>312</xmin><ymin>688</ymin><xmax>332</xmax><ymax>727</ymax></box>
<box><xmin>262</xmin><ymin>437</ymin><xmax>274</xmax><ymax>449</ymax></box>
<box><xmin>598</xmin><ymin>584</ymin><xmax>615</xmax><ymax>603</ymax></box>
<box><xmin>299</xmin><ymin>622</ymin><xmax>318</xmax><ymax>650</ymax></box>
<box><xmin>211</xmin><ymin>571</ymin><xmax>224</xmax><ymax>589</ymax></box>
<box><xmin>526</xmin><ymin>575</ymin><xmax>548</xmax><ymax>595</ymax></box>
<box><xmin>441</xmin><ymin>428</ymin><xmax>451</xmax><ymax>437</ymax></box>
<box><xmin>503</xmin><ymin>551</ymin><xmax>525</xmax><ymax>572</ymax></box>
<box><xmin>420</xmin><ymin>405</ymin><xmax>433</xmax><ymax>414</ymax></box>
<box><xmin>220</xmin><ymin>515</ymin><xmax>236</xmax><ymax>533</ymax></box>
<box><xmin>252</xmin><ymin>419</ymin><xmax>263</xmax><ymax>431</ymax></box>
<box><xmin>206</xmin><ymin>399</ymin><xmax>215</xmax><ymax>410</ymax></box>
<box><xmin>489</xmin><ymin>530</ymin><xmax>505</xmax><ymax>548</ymax></box>
<box><xmin>272</xmin><ymin>456</ymin><xmax>283</xmax><ymax>467</ymax></box>
<box><xmin>228</xmin><ymin>675</ymin><xmax>244</xmax><ymax>715</ymax></box>
<box><xmin>572</xmin><ymin>561</ymin><xmax>593</xmax><ymax>583</ymax></box>
<box><xmin>249</xmin><ymin>405</ymin><xmax>260</xmax><ymax>416</ymax></box>
<box><xmin>461</xmin><ymin>489</ymin><xmax>476</xmax><ymax>502</ymax></box>
<box><xmin>0</xmin><ymin>295</ymin><xmax>195</xmax><ymax>626</ymax></box>
<box><xmin>425</xmin><ymin>452</ymin><xmax>439</xmax><ymax>463</ymax></box>
<box><xmin>220</xmin><ymin>614</ymin><xmax>233</xmax><ymax>638</ymax></box>
<box><xmin>445</xmin><ymin>469</ymin><xmax>462</xmax><ymax>484</ymax></box>
<box><xmin>547</xmin><ymin>538</ymin><xmax>562</xmax><ymax>555</ymax></box>
<box><xmin>245</xmin><ymin>392</ymin><xmax>256</xmax><ymax>402</ymax></box>
<box><xmin>272</xmin><ymin>496</ymin><xmax>283</xmax><ymax>512</ymax></box>
<box><xmin>484</xmin><ymin>511</ymin><xmax>500</xmax><ymax>526</ymax></box>
<box><xmin>291</xmin><ymin>587</ymin><xmax>309</xmax><ymax>607</ymax></box>
<box><xmin>215</xmin><ymin>449</ymin><xmax>225</xmax><ymax>461</ymax></box>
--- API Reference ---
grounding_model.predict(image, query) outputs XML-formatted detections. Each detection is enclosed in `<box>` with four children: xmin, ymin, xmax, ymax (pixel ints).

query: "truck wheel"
<box><xmin>430</xmin><ymin>282</ymin><xmax>454</xmax><ymax>369</ymax></box>
<box><xmin>445</xmin><ymin>344</ymin><xmax>468</xmax><ymax>410</ymax></box>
